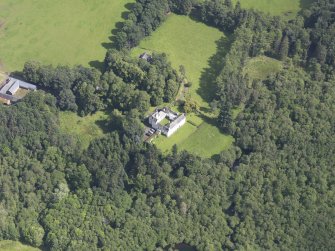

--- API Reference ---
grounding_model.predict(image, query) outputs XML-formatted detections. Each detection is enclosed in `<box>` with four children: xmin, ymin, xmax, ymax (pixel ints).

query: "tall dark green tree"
<box><xmin>218</xmin><ymin>102</ymin><xmax>233</xmax><ymax>134</ymax></box>
<box><xmin>279</xmin><ymin>35</ymin><xmax>289</xmax><ymax>60</ymax></box>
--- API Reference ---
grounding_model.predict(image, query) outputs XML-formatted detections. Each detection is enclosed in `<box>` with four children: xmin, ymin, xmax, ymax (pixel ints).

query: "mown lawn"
<box><xmin>0</xmin><ymin>240</ymin><xmax>39</xmax><ymax>251</ymax></box>
<box><xmin>153</xmin><ymin>116</ymin><xmax>234</xmax><ymax>158</ymax></box>
<box><xmin>233</xmin><ymin>0</ymin><xmax>314</xmax><ymax>18</ymax></box>
<box><xmin>0</xmin><ymin>0</ymin><xmax>132</xmax><ymax>71</ymax></box>
<box><xmin>153</xmin><ymin>122</ymin><xmax>198</xmax><ymax>153</ymax></box>
<box><xmin>178</xmin><ymin>121</ymin><xmax>234</xmax><ymax>158</ymax></box>
<box><xmin>59</xmin><ymin>111</ymin><xmax>109</xmax><ymax>149</ymax></box>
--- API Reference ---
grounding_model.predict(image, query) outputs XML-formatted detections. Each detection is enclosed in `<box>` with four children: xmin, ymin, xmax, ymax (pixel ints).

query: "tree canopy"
<box><xmin>1</xmin><ymin>0</ymin><xmax>335</xmax><ymax>250</ymax></box>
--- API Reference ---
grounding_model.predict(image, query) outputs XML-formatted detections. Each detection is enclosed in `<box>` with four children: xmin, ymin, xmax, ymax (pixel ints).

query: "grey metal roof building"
<box><xmin>18</xmin><ymin>81</ymin><xmax>37</xmax><ymax>90</ymax></box>
<box><xmin>0</xmin><ymin>78</ymin><xmax>15</xmax><ymax>94</ymax></box>
<box><xmin>0</xmin><ymin>77</ymin><xmax>37</xmax><ymax>103</ymax></box>
<box><xmin>7</xmin><ymin>81</ymin><xmax>19</xmax><ymax>95</ymax></box>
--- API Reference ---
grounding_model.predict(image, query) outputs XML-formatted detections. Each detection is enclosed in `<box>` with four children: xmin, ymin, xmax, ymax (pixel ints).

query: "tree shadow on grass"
<box><xmin>197</xmin><ymin>111</ymin><xmax>219</xmax><ymax>127</ymax></box>
<box><xmin>89</xmin><ymin>3</ymin><xmax>135</xmax><ymax>71</ymax></box>
<box><xmin>195</xmin><ymin>111</ymin><xmax>234</xmax><ymax>158</ymax></box>
<box><xmin>101</xmin><ymin>22</ymin><xmax>124</xmax><ymax>50</ymax></box>
<box><xmin>95</xmin><ymin>117</ymin><xmax>111</xmax><ymax>134</ymax></box>
<box><xmin>196</xmin><ymin>35</ymin><xmax>233</xmax><ymax>105</ymax></box>
<box><xmin>106</xmin><ymin>3</ymin><xmax>135</xmax><ymax>49</ymax></box>
<box><xmin>188</xmin><ymin>6</ymin><xmax>204</xmax><ymax>24</ymax></box>
<box><xmin>89</xmin><ymin>60</ymin><xmax>105</xmax><ymax>71</ymax></box>
<box><xmin>93</xmin><ymin>109</ymin><xmax>114</xmax><ymax>134</ymax></box>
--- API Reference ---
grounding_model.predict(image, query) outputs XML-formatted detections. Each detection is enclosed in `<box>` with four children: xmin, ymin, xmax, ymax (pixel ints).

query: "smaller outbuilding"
<box><xmin>139</xmin><ymin>52</ymin><xmax>152</xmax><ymax>62</ymax></box>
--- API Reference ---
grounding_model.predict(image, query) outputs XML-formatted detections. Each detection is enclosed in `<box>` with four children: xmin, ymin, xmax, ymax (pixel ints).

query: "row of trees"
<box><xmin>23</xmin><ymin>50</ymin><xmax>180</xmax><ymax>116</ymax></box>
<box><xmin>114</xmin><ymin>0</ymin><xmax>170</xmax><ymax>49</ymax></box>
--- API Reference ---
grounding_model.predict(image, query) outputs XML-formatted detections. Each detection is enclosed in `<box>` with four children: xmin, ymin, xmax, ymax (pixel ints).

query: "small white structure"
<box><xmin>149</xmin><ymin>107</ymin><xmax>186</xmax><ymax>137</ymax></box>
<box><xmin>139</xmin><ymin>52</ymin><xmax>152</xmax><ymax>62</ymax></box>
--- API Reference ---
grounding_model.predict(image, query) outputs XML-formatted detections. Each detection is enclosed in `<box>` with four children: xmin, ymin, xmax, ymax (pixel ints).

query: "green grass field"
<box><xmin>0</xmin><ymin>0</ymin><xmax>131</xmax><ymax>71</ymax></box>
<box><xmin>244</xmin><ymin>56</ymin><xmax>283</xmax><ymax>81</ymax></box>
<box><xmin>132</xmin><ymin>14</ymin><xmax>227</xmax><ymax>108</ymax></box>
<box><xmin>0</xmin><ymin>240</ymin><xmax>39</xmax><ymax>251</ymax></box>
<box><xmin>154</xmin><ymin>122</ymin><xmax>198</xmax><ymax>152</ymax></box>
<box><xmin>59</xmin><ymin>111</ymin><xmax>109</xmax><ymax>149</ymax></box>
<box><xmin>178</xmin><ymin>121</ymin><xmax>234</xmax><ymax>158</ymax></box>
<box><xmin>233</xmin><ymin>0</ymin><xmax>314</xmax><ymax>18</ymax></box>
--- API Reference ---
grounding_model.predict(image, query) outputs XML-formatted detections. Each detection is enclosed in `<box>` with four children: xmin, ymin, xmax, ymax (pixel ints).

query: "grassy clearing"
<box><xmin>134</xmin><ymin>14</ymin><xmax>233</xmax><ymax>157</ymax></box>
<box><xmin>0</xmin><ymin>240</ymin><xmax>39</xmax><ymax>251</ymax></box>
<box><xmin>244</xmin><ymin>56</ymin><xmax>283</xmax><ymax>81</ymax></box>
<box><xmin>178</xmin><ymin>121</ymin><xmax>234</xmax><ymax>158</ymax></box>
<box><xmin>154</xmin><ymin>122</ymin><xmax>198</xmax><ymax>153</ymax></box>
<box><xmin>132</xmin><ymin>14</ymin><xmax>226</xmax><ymax>108</ymax></box>
<box><xmin>59</xmin><ymin>111</ymin><xmax>109</xmax><ymax>149</ymax></box>
<box><xmin>0</xmin><ymin>0</ymin><xmax>132</xmax><ymax>71</ymax></box>
<box><xmin>233</xmin><ymin>0</ymin><xmax>314</xmax><ymax>18</ymax></box>
<box><xmin>232</xmin><ymin>104</ymin><xmax>244</xmax><ymax>119</ymax></box>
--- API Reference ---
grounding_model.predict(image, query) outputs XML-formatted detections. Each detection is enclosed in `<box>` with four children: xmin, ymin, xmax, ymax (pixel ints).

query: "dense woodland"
<box><xmin>0</xmin><ymin>0</ymin><xmax>335</xmax><ymax>250</ymax></box>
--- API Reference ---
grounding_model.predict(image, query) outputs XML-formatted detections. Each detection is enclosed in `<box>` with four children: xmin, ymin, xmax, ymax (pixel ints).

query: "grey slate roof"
<box><xmin>0</xmin><ymin>79</ymin><xmax>15</xmax><ymax>94</ymax></box>
<box><xmin>0</xmin><ymin>77</ymin><xmax>36</xmax><ymax>100</ymax></box>
<box><xmin>8</xmin><ymin>81</ymin><xmax>19</xmax><ymax>95</ymax></box>
<box><xmin>168</xmin><ymin>114</ymin><xmax>186</xmax><ymax>129</ymax></box>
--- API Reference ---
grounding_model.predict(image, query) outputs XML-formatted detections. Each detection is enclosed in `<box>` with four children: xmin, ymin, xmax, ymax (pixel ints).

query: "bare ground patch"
<box><xmin>14</xmin><ymin>88</ymin><xmax>30</xmax><ymax>99</ymax></box>
<box><xmin>0</xmin><ymin>20</ymin><xmax>5</xmax><ymax>29</ymax></box>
